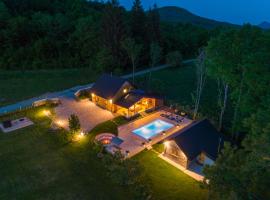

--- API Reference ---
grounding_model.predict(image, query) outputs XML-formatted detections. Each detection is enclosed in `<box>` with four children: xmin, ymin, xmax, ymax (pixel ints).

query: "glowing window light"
<box><xmin>123</xmin><ymin>89</ymin><xmax>127</xmax><ymax>93</ymax></box>
<box><xmin>164</xmin><ymin>141</ymin><xmax>170</xmax><ymax>148</ymax></box>
<box><xmin>109</xmin><ymin>99</ymin><xmax>113</xmax><ymax>104</ymax></box>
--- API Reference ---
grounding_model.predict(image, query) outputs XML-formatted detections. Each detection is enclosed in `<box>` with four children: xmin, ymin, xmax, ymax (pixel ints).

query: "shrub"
<box><xmin>78</xmin><ymin>90</ymin><xmax>90</xmax><ymax>99</ymax></box>
<box><xmin>68</xmin><ymin>114</ymin><xmax>81</xmax><ymax>134</ymax></box>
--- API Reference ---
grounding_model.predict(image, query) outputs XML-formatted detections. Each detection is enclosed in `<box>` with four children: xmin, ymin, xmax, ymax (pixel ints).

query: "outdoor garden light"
<box><xmin>80</xmin><ymin>131</ymin><xmax>84</xmax><ymax>136</ymax></box>
<box><xmin>123</xmin><ymin>89</ymin><xmax>127</xmax><ymax>93</ymax></box>
<box><xmin>91</xmin><ymin>93</ymin><xmax>95</xmax><ymax>97</ymax></box>
<box><xmin>43</xmin><ymin>110</ymin><xmax>51</xmax><ymax>116</ymax></box>
<box><xmin>56</xmin><ymin>120</ymin><xmax>64</xmax><ymax>127</ymax></box>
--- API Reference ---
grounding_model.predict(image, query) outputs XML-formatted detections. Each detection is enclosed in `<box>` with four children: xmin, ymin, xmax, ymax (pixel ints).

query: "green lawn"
<box><xmin>0</xmin><ymin>69</ymin><xmax>98</xmax><ymax>107</ymax></box>
<box><xmin>0</xmin><ymin>107</ymin><xmax>132</xmax><ymax>200</ymax></box>
<box><xmin>0</xmin><ymin>107</ymin><xmax>207</xmax><ymax>199</ymax></box>
<box><xmin>135</xmin><ymin>151</ymin><xmax>208</xmax><ymax>200</ymax></box>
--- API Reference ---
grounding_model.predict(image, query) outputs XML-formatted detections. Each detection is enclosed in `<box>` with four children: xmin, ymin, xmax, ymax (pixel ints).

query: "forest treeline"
<box><xmin>203</xmin><ymin>25</ymin><xmax>270</xmax><ymax>200</ymax></box>
<box><xmin>0</xmin><ymin>0</ymin><xmax>212</xmax><ymax>71</ymax></box>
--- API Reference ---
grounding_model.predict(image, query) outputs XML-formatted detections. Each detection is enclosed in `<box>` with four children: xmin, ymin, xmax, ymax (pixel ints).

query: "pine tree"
<box><xmin>147</xmin><ymin>4</ymin><xmax>161</xmax><ymax>43</ymax></box>
<box><xmin>130</xmin><ymin>0</ymin><xmax>146</xmax><ymax>43</ymax></box>
<box><xmin>101</xmin><ymin>0</ymin><xmax>126</xmax><ymax>69</ymax></box>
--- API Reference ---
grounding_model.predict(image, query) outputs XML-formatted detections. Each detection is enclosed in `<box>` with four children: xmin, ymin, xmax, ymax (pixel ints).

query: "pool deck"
<box><xmin>118</xmin><ymin>110</ymin><xmax>193</xmax><ymax>158</ymax></box>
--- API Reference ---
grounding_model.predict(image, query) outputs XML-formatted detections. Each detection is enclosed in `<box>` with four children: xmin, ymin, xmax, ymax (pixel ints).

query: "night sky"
<box><xmin>119</xmin><ymin>0</ymin><xmax>270</xmax><ymax>25</ymax></box>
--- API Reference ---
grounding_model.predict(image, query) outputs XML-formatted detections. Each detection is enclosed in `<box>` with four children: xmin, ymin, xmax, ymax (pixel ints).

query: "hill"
<box><xmin>158</xmin><ymin>6</ymin><xmax>239</xmax><ymax>29</ymax></box>
<box><xmin>258</xmin><ymin>21</ymin><xmax>270</xmax><ymax>30</ymax></box>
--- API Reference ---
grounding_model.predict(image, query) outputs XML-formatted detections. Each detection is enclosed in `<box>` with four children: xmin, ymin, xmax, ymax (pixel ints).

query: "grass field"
<box><xmin>0</xmin><ymin>107</ymin><xmax>207</xmax><ymax>200</ymax></box>
<box><xmin>0</xmin><ymin>107</ymin><xmax>132</xmax><ymax>200</ymax></box>
<box><xmin>135</xmin><ymin>151</ymin><xmax>208</xmax><ymax>200</ymax></box>
<box><xmin>0</xmin><ymin>69</ymin><xmax>98</xmax><ymax>107</ymax></box>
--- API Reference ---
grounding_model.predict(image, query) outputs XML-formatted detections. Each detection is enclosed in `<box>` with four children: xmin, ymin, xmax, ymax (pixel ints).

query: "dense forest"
<box><xmin>0</xmin><ymin>0</ymin><xmax>211</xmax><ymax>71</ymax></box>
<box><xmin>0</xmin><ymin>0</ymin><xmax>270</xmax><ymax>199</ymax></box>
<box><xmin>204</xmin><ymin>25</ymin><xmax>270</xmax><ymax>200</ymax></box>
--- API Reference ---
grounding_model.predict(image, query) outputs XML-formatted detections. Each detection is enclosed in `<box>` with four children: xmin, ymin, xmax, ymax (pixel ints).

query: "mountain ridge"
<box><xmin>258</xmin><ymin>21</ymin><xmax>270</xmax><ymax>29</ymax></box>
<box><xmin>157</xmin><ymin>6</ymin><xmax>239</xmax><ymax>29</ymax></box>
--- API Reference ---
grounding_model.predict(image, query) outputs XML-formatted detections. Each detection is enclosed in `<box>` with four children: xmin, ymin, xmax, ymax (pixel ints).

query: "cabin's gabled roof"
<box><xmin>90</xmin><ymin>74</ymin><xmax>129</xmax><ymax>99</ymax></box>
<box><xmin>114</xmin><ymin>89</ymin><xmax>163</xmax><ymax>108</ymax></box>
<box><xmin>114</xmin><ymin>92</ymin><xmax>143</xmax><ymax>108</ymax></box>
<box><xmin>168</xmin><ymin>119</ymin><xmax>227</xmax><ymax>161</ymax></box>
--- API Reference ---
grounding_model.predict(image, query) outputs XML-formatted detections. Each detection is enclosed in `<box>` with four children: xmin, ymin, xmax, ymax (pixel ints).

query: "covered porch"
<box><xmin>115</xmin><ymin>97</ymin><xmax>156</xmax><ymax>118</ymax></box>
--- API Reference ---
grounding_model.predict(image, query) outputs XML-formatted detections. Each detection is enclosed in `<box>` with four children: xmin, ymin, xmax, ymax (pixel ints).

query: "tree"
<box><xmin>102</xmin><ymin>0</ymin><xmax>126</xmax><ymax>68</ymax></box>
<box><xmin>193</xmin><ymin>49</ymin><xmax>207</xmax><ymax>120</ymax></box>
<box><xmin>68</xmin><ymin>114</ymin><xmax>81</xmax><ymax>134</ymax></box>
<box><xmin>206</xmin><ymin>37</ymin><xmax>231</xmax><ymax>131</ymax></box>
<box><xmin>166</xmin><ymin>51</ymin><xmax>182</xmax><ymax>68</ymax></box>
<box><xmin>149</xmin><ymin>42</ymin><xmax>162</xmax><ymax>84</ymax></box>
<box><xmin>217</xmin><ymin>79</ymin><xmax>229</xmax><ymax>131</ymax></box>
<box><xmin>147</xmin><ymin>4</ymin><xmax>161</xmax><ymax>43</ymax></box>
<box><xmin>206</xmin><ymin>25</ymin><xmax>270</xmax><ymax>136</ymax></box>
<box><xmin>204</xmin><ymin>123</ymin><xmax>270</xmax><ymax>200</ymax></box>
<box><xmin>0</xmin><ymin>1</ymin><xmax>10</xmax><ymax>29</ymax></box>
<box><xmin>121</xmin><ymin>38</ymin><xmax>142</xmax><ymax>84</ymax></box>
<box><xmin>130</xmin><ymin>0</ymin><xmax>146</xmax><ymax>43</ymax></box>
<box><xmin>68</xmin><ymin>15</ymin><xmax>101</xmax><ymax>68</ymax></box>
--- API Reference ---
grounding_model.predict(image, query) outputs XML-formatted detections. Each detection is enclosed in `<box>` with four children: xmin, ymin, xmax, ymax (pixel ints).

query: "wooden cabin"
<box><xmin>90</xmin><ymin>74</ymin><xmax>163</xmax><ymax>118</ymax></box>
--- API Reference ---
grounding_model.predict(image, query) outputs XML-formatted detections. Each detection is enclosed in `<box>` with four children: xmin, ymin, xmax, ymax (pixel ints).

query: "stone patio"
<box><xmin>55</xmin><ymin>98</ymin><xmax>114</xmax><ymax>132</ymax></box>
<box><xmin>117</xmin><ymin>110</ymin><xmax>193</xmax><ymax>158</ymax></box>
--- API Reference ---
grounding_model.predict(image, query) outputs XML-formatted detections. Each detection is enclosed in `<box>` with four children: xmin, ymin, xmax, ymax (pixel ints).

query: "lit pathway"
<box><xmin>0</xmin><ymin>59</ymin><xmax>194</xmax><ymax>116</ymax></box>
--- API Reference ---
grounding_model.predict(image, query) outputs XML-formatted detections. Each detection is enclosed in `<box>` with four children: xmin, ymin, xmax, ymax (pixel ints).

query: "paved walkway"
<box><xmin>0</xmin><ymin>59</ymin><xmax>194</xmax><ymax>116</ymax></box>
<box><xmin>54</xmin><ymin>98</ymin><xmax>114</xmax><ymax>132</ymax></box>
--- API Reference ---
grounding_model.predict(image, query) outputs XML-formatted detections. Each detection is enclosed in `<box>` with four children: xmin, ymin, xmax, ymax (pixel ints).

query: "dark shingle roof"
<box><xmin>114</xmin><ymin>89</ymin><xmax>163</xmax><ymax>108</ymax></box>
<box><xmin>90</xmin><ymin>74</ymin><xmax>128</xmax><ymax>99</ymax></box>
<box><xmin>114</xmin><ymin>92</ymin><xmax>143</xmax><ymax>108</ymax></box>
<box><xmin>168</xmin><ymin>119</ymin><xmax>227</xmax><ymax>161</ymax></box>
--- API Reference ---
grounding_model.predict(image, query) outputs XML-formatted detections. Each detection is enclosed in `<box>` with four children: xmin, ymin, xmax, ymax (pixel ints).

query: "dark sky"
<box><xmin>119</xmin><ymin>0</ymin><xmax>270</xmax><ymax>25</ymax></box>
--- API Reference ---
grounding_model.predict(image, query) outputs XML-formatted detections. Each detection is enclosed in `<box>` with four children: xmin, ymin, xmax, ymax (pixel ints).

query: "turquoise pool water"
<box><xmin>132</xmin><ymin>119</ymin><xmax>174</xmax><ymax>140</ymax></box>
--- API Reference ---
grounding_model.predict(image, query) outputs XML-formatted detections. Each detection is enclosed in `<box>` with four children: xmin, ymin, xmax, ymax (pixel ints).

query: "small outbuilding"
<box><xmin>163</xmin><ymin>119</ymin><xmax>226</xmax><ymax>169</ymax></box>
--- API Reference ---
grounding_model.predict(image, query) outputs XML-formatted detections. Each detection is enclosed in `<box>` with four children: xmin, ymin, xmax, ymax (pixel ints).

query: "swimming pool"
<box><xmin>132</xmin><ymin>119</ymin><xmax>174</xmax><ymax>140</ymax></box>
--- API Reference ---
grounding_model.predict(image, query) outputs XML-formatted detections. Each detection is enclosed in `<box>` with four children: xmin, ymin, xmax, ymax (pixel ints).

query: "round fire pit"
<box><xmin>95</xmin><ymin>133</ymin><xmax>116</xmax><ymax>146</ymax></box>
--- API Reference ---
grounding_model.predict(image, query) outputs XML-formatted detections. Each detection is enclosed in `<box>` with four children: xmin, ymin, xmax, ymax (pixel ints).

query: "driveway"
<box><xmin>55</xmin><ymin>98</ymin><xmax>114</xmax><ymax>132</ymax></box>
